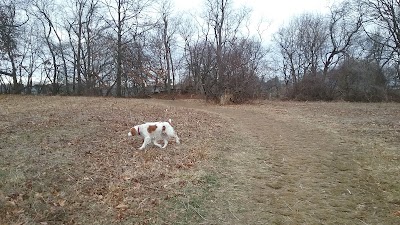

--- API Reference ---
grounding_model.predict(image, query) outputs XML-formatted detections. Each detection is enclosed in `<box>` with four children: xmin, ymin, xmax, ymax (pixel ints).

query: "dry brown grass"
<box><xmin>1</xmin><ymin>96</ymin><xmax>399</xmax><ymax>224</ymax></box>
<box><xmin>156</xmin><ymin>99</ymin><xmax>400</xmax><ymax>224</ymax></box>
<box><xmin>0</xmin><ymin>95</ymin><xmax>225</xmax><ymax>224</ymax></box>
<box><xmin>220</xmin><ymin>100</ymin><xmax>400</xmax><ymax>224</ymax></box>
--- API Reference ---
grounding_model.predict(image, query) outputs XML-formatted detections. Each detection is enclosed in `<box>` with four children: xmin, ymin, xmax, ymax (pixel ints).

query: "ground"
<box><xmin>0</xmin><ymin>95</ymin><xmax>399</xmax><ymax>224</ymax></box>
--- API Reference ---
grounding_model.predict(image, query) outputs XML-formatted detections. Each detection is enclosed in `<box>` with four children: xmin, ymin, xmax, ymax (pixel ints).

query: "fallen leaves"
<box><xmin>56</xmin><ymin>199</ymin><xmax>67</xmax><ymax>207</ymax></box>
<box><xmin>115</xmin><ymin>203</ymin><xmax>129</xmax><ymax>210</ymax></box>
<box><xmin>1</xmin><ymin>96</ymin><xmax>226</xmax><ymax>224</ymax></box>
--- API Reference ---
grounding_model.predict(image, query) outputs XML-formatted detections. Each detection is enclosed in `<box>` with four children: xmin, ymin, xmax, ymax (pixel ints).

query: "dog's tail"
<box><xmin>168</xmin><ymin>118</ymin><xmax>172</xmax><ymax>124</ymax></box>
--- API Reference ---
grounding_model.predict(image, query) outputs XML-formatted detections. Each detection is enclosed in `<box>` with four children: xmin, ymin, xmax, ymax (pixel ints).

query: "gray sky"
<box><xmin>175</xmin><ymin>0</ymin><xmax>339</xmax><ymax>42</ymax></box>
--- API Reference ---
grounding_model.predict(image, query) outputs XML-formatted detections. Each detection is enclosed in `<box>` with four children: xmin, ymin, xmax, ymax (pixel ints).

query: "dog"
<box><xmin>128</xmin><ymin>119</ymin><xmax>180</xmax><ymax>150</ymax></box>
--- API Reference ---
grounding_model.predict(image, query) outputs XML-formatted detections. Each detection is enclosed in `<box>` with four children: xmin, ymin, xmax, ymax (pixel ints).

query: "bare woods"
<box><xmin>1</xmin><ymin>0</ymin><xmax>399</xmax><ymax>102</ymax></box>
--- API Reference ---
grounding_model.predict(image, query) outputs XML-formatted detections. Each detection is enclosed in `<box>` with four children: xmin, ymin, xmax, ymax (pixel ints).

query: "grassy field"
<box><xmin>1</xmin><ymin>95</ymin><xmax>399</xmax><ymax>224</ymax></box>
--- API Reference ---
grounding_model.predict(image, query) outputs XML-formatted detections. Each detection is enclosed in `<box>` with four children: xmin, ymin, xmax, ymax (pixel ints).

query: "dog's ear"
<box><xmin>129</xmin><ymin>127</ymin><xmax>137</xmax><ymax>136</ymax></box>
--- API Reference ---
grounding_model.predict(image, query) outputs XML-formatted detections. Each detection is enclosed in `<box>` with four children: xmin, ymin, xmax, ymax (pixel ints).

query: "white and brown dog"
<box><xmin>128</xmin><ymin>119</ymin><xmax>180</xmax><ymax>150</ymax></box>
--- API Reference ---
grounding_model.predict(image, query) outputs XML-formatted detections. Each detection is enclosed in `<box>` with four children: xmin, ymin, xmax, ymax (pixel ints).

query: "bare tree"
<box><xmin>177</xmin><ymin>0</ymin><xmax>266</xmax><ymax>102</ymax></box>
<box><xmin>274</xmin><ymin>13</ymin><xmax>344</xmax><ymax>100</ymax></box>
<box><xmin>323</xmin><ymin>0</ymin><xmax>363</xmax><ymax>77</ymax></box>
<box><xmin>274</xmin><ymin>13</ymin><xmax>327</xmax><ymax>85</ymax></box>
<box><xmin>103</xmin><ymin>0</ymin><xmax>154</xmax><ymax>97</ymax></box>
<box><xmin>160</xmin><ymin>0</ymin><xmax>173</xmax><ymax>93</ymax></box>
<box><xmin>19</xmin><ymin>21</ymin><xmax>43</xmax><ymax>94</ymax></box>
<box><xmin>0</xmin><ymin>1</ymin><xmax>23</xmax><ymax>93</ymax></box>
<box><xmin>32</xmin><ymin>0</ymin><xmax>66</xmax><ymax>94</ymax></box>
<box><xmin>206</xmin><ymin>0</ymin><xmax>227</xmax><ymax>94</ymax></box>
<box><xmin>203</xmin><ymin>0</ymin><xmax>251</xmax><ymax>100</ymax></box>
<box><xmin>274</xmin><ymin>23</ymin><xmax>299</xmax><ymax>85</ymax></box>
<box><xmin>62</xmin><ymin>0</ymin><xmax>88</xmax><ymax>95</ymax></box>
<box><xmin>359</xmin><ymin>0</ymin><xmax>400</xmax><ymax>82</ymax></box>
<box><xmin>75</xmin><ymin>0</ymin><xmax>85</xmax><ymax>95</ymax></box>
<box><xmin>80</xmin><ymin>0</ymin><xmax>102</xmax><ymax>94</ymax></box>
<box><xmin>298</xmin><ymin>13</ymin><xmax>327</xmax><ymax>77</ymax></box>
<box><xmin>179</xmin><ymin>14</ymin><xmax>212</xmax><ymax>95</ymax></box>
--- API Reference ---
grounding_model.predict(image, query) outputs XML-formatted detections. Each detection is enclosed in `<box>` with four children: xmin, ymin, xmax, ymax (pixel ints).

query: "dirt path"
<box><xmin>153</xmin><ymin>99</ymin><xmax>398</xmax><ymax>225</ymax></box>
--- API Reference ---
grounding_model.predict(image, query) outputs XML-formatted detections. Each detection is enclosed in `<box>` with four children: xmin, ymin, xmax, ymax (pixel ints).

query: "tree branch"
<box><xmin>0</xmin><ymin>70</ymin><xmax>12</xmax><ymax>76</ymax></box>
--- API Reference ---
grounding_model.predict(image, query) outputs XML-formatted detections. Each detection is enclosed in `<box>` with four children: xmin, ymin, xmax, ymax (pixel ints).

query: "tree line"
<box><xmin>1</xmin><ymin>0</ymin><xmax>400</xmax><ymax>102</ymax></box>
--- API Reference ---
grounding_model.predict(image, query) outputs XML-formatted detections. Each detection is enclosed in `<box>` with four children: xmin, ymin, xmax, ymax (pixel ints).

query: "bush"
<box><xmin>387</xmin><ymin>89</ymin><xmax>400</xmax><ymax>102</ymax></box>
<box><xmin>336</xmin><ymin>59</ymin><xmax>387</xmax><ymax>102</ymax></box>
<box><xmin>283</xmin><ymin>59</ymin><xmax>389</xmax><ymax>102</ymax></box>
<box><xmin>284</xmin><ymin>76</ymin><xmax>334</xmax><ymax>101</ymax></box>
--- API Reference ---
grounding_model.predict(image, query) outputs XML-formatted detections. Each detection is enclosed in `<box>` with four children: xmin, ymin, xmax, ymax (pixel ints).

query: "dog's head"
<box><xmin>128</xmin><ymin>126</ymin><xmax>138</xmax><ymax>137</ymax></box>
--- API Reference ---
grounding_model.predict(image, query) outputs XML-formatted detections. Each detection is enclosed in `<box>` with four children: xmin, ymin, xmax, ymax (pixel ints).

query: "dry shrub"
<box><xmin>284</xmin><ymin>76</ymin><xmax>332</xmax><ymax>101</ymax></box>
<box><xmin>387</xmin><ymin>89</ymin><xmax>400</xmax><ymax>102</ymax></box>
<box><xmin>336</xmin><ymin>59</ymin><xmax>387</xmax><ymax>102</ymax></box>
<box><xmin>219</xmin><ymin>92</ymin><xmax>233</xmax><ymax>105</ymax></box>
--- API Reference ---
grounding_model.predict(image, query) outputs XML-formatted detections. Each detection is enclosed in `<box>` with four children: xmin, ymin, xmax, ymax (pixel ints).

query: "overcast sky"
<box><xmin>174</xmin><ymin>0</ymin><xmax>340</xmax><ymax>42</ymax></box>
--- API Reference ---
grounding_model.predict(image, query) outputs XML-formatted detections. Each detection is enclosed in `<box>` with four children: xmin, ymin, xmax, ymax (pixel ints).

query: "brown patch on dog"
<box><xmin>147</xmin><ymin>125</ymin><xmax>157</xmax><ymax>133</ymax></box>
<box><xmin>130</xmin><ymin>127</ymin><xmax>137</xmax><ymax>136</ymax></box>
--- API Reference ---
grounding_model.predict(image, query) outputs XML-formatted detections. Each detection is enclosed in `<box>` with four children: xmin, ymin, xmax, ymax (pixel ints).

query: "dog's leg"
<box><xmin>153</xmin><ymin>140</ymin><xmax>163</xmax><ymax>148</ymax></box>
<box><xmin>139</xmin><ymin>137</ymin><xmax>151</xmax><ymax>150</ymax></box>
<box><xmin>174</xmin><ymin>134</ymin><xmax>180</xmax><ymax>144</ymax></box>
<box><xmin>162</xmin><ymin>139</ymin><xmax>168</xmax><ymax>148</ymax></box>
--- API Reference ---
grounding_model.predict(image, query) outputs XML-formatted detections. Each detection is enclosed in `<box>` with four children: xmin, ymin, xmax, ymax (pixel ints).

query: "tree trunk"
<box><xmin>116</xmin><ymin>0</ymin><xmax>123</xmax><ymax>97</ymax></box>
<box><xmin>162</xmin><ymin>14</ymin><xmax>171</xmax><ymax>93</ymax></box>
<box><xmin>76</xmin><ymin>13</ymin><xmax>83</xmax><ymax>95</ymax></box>
<box><xmin>7</xmin><ymin>48</ymin><xmax>19</xmax><ymax>93</ymax></box>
